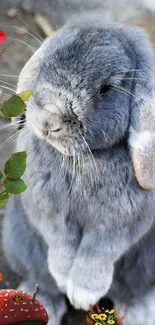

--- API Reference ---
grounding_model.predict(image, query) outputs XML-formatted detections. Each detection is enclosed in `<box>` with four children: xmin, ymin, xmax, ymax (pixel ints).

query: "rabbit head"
<box><xmin>17</xmin><ymin>22</ymin><xmax>155</xmax><ymax>189</ymax></box>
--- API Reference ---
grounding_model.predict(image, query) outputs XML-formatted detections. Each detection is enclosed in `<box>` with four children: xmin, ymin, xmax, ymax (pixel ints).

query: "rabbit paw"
<box><xmin>66</xmin><ymin>261</ymin><xmax>114</xmax><ymax>310</ymax></box>
<box><xmin>67</xmin><ymin>263</ymin><xmax>114</xmax><ymax>310</ymax></box>
<box><xmin>67</xmin><ymin>279</ymin><xmax>104</xmax><ymax>310</ymax></box>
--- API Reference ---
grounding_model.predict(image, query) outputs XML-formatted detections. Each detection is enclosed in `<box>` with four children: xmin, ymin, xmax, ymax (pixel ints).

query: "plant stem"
<box><xmin>0</xmin><ymin>182</ymin><xmax>4</xmax><ymax>189</ymax></box>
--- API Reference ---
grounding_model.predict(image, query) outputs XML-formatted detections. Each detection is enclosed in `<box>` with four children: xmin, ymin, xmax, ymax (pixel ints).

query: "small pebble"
<box><xmin>15</xmin><ymin>26</ymin><xmax>28</xmax><ymax>37</ymax></box>
<box><xmin>7</xmin><ymin>8</ymin><xmax>18</xmax><ymax>18</ymax></box>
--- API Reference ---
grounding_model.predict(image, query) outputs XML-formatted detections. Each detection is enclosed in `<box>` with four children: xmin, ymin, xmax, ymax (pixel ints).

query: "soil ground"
<box><xmin>1</xmin><ymin>8</ymin><xmax>155</xmax><ymax>324</ymax></box>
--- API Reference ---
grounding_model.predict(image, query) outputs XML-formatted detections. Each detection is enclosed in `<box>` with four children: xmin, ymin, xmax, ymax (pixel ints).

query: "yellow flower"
<box><xmin>91</xmin><ymin>314</ymin><xmax>99</xmax><ymax>320</ymax></box>
<box><xmin>105</xmin><ymin>309</ymin><xmax>115</xmax><ymax>314</ymax></box>
<box><xmin>107</xmin><ymin>320</ymin><xmax>115</xmax><ymax>324</ymax></box>
<box><xmin>98</xmin><ymin>313</ymin><xmax>107</xmax><ymax>321</ymax></box>
<box><xmin>94</xmin><ymin>322</ymin><xmax>102</xmax><ymax>325</ymax></box>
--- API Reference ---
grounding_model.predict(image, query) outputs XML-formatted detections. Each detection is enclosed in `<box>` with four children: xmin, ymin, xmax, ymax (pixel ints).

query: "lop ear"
<box><xmin>13</xmin><ymin>37</ymin><xmax>52</xmax><ymax>125</ymax></box>
<box><xmin>128</xmin><ymin>28</ymin><xmax>155</xmax><ymax>189</ymax></box>
<box><xmin>17</xmin><ymin>38</ymin><xmax>51</xmax><ymax>93</ymax></box>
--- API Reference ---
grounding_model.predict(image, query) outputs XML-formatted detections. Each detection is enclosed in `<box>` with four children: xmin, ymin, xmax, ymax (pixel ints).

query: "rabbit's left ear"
<box><xmin>128</xmin><ymin>28</ymin><xmax>155</xmax><ymax>189</ymax></box>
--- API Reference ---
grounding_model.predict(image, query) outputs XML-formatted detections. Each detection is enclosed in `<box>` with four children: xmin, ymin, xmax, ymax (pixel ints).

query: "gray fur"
<box><xmin>2</xmin><ymin>20</ymin><xmax>155</xmax><ymax>325</ymax></box>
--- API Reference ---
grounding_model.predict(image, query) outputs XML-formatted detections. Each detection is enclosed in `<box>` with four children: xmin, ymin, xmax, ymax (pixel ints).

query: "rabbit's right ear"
<box><xmin>128</xmin><ymin>28</ymin><xmax>155</xmax><ymax>190</ymax></box>
<box><xmin>13</xmin><ymin>37</ymin><xmax>52</xmax><ymax>125</ymax></box>
<box><xmin>17</xmin><ymin>41</ymin><xmax>47</xmax><ymax>93</ymax></box>
<box><xmin>17</xmin><ymin>35</ymin><xmax>55</xmax><ymax>93</ymax></box>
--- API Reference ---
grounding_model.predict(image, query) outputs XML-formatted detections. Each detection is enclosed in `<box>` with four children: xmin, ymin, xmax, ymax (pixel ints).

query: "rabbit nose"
<box><xmin>44</xmin><ymin>114</ymin><xmax>63</xmax><ymax>134</ymax></box>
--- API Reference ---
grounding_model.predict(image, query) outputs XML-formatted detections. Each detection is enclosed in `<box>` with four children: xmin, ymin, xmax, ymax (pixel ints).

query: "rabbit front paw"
<box><xmin>66</xmin><ymin>262</ymin><xmax>114</xmax><ymax>310</ymax></box>
<box><xmin>67</xmin><ymin>273</ymin><xmax>113</xmax><ymax>310</ymax></box>
<box><xmin>67</xmin><ymin>279</ymin><xmax>104</xmax><ymax>310</ymax></box>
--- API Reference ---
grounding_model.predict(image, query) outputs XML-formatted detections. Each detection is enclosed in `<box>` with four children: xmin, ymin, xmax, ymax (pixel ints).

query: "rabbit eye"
<box><xmin>100</xmin><ymin>85</ymin><xmax>112</xmax><ymax>96</ymax></box>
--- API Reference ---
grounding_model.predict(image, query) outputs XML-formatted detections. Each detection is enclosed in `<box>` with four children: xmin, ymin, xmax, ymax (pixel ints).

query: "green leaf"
<box><xmin>4</xmin><ymin>178</ymin><xmax>27</xmax><ymax>194</ymax></box>
<box><xmin>0</xmin><ymin>191</ymin><xmax>9</xmax><ymax>200</ymax></box>
<box><xmin>18</xmin><ymin>90</ymin><xmax>33</xmax><ymax>102</ymax></box>
<box><xmin>4</xmin><ymin>151</ymin><xmax>27</xmax><ymax>180</ymax></box>
<box><xmin>0</xmin><ymin>170</ymin><xmax>3</xmax><ymax>179</ymax></box>
<box><xmin>109</xmin><ymin>315</ymin><xmax>115</xmax><ymax>319</ymax></box>
<box><xmin>108</xmin><ymin>315</ymin><xmax>115</xmax><ymax>321</ymax></box>
<box><xmin>0</xmin><ymin>200</ymin><xmax>7</xmax><ymax>206</ymax></box>
<box><xmin>1</xmin><ymin>95</ymin><xmax>26</xmax><ymax>117</ymax></box>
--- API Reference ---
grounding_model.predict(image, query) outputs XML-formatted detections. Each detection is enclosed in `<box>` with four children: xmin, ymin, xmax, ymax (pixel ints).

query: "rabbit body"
<box><xmin>3</xmin><ymin>21</ymin><xmax>155</xmax><ymax>325</ymax></box>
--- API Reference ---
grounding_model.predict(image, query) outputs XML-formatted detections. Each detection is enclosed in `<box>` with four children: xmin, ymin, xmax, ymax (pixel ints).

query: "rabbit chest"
<box><xmin>18</xmin><ymin>129</ymin><xmax>152</xmax><ymax>245</ymax></box>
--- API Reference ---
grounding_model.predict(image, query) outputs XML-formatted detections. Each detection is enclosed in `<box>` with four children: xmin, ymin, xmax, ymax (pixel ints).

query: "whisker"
<box><xmin>123</xmin><ymin>77</ymin><xmax>155</xmax><ymax>83</ymax></box>
<box><xmin>0</xmin><ymin>74</ymin><xmax>19</xmax><ymax>78</ymax></box>
<box><xmin>17</xmin><ymin>14</ymin><xmax>44</xmax><ymax>42</ymax></box>
<box><xmin>12</xmin><ymin>120</ymin><xmax>26</xmax><ymax>125</ymax></box>
<box><xmin>56</xmin><ymin>153</ymin><xmax>65</xmax><ymax>186</ymax></box>
<box><xmin>58</xmin><ymin>153</ymin><xmax>69</xmax><ymax>190</ymax></box>
<box><xmin>77</xmin><ymin>147</ymin><xmax>83</xmax><ymax>189</ymax></box>
<box><xmin>0</xmin><ymin>121</ymin><xmax>25</xmax><ymax>131</ymax></box>
<box><xmin>79</xmin><ymin>133</ymin><xmax>99</xmax><ymax>188</ymax></box>
<box><xmin>0</xmin><ymin>92</ymin><xmax>12</xmax><ymax>97</ymax></box>
<box><xmin>0</xmin><ymin>24</ymin><xmax>43</xmax><ymax>45</ymax></box>
<box><xmin>112</xmin><ymin>85</ymin><xmax>136</xmax><ymax>98</ymax></box>
<box><xmin>59</xmin><ymin>150</ymin><xmax>76</xmax><ymax>211</ymax></box>
<box><xmin>7</xmin><ymin>37</ymin><xmax>37</xmax><ymax>53</ymax></box>
<box><xmin>0</xmin><ymin>80</ymin><xmax>16</xmax><ymax>89</ymax></box>
<box><xmin>0</xmin><ymin>85</ymin><xmax>16</xmax><ymax>93</ymax></box>
<box><xmin>0</xmin><ymin>129</ymin><xmax>19</xmax><ymax>151</ymax></box>
<box><xmin>0</xmin><ymin>123</ymin><xmax>14</xmax><ymax>131</ymax></box>
<box><xmin>126</xmin><ymin>69</ymin><xmax>141</xmax><ymax>73</ymax></box>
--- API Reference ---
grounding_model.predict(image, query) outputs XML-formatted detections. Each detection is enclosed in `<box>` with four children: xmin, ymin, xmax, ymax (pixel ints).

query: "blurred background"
<box><xmin>0</xmin><ymin>1</ymin><xmax>155</xmax><ymax>324</ymax></box>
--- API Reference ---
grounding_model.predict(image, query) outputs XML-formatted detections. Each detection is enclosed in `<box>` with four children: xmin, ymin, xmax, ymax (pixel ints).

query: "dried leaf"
<box><xmin>18</xmin><ymin>90</ymin><xmax>33</xmax><ymax>102</ymax></box>
<box><xmin>0</xmin><ymin>41</ymin><xmax>13</xmax><ymax>56</ymax></box>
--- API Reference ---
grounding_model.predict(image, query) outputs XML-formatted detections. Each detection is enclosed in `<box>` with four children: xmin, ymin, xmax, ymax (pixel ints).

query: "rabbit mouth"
<box><xmin>32</xmin><ymin>117</ymin><xmax>87</xmax><ymax>155</ymax></box>
<box><xmin>46</xmin><ymin>135</ymin><xmax>87</xmax><ymax>156</ymax></box>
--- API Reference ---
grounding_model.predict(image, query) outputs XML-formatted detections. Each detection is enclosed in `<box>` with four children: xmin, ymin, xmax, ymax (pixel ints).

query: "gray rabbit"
<box><xmin>2</xmin><ymin>18</ymin><xmax>155</xmax><ymax>325</ymax></box>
